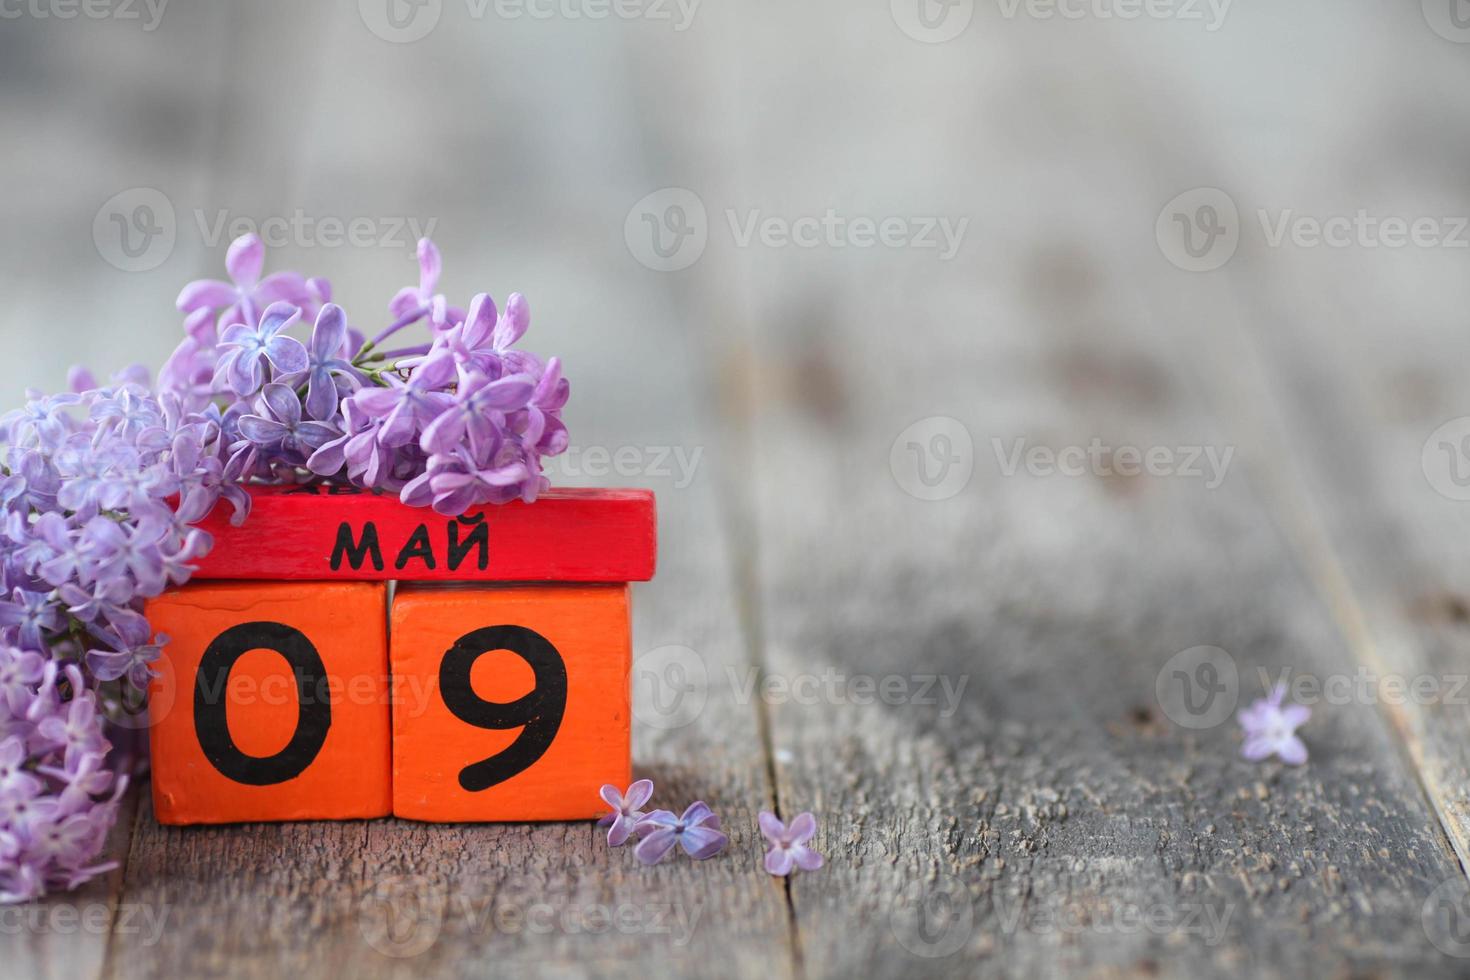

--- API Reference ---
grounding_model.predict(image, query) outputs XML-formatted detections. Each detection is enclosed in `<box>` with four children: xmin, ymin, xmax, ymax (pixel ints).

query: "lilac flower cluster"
<box><xmin>0</xmin><ymin>379</ymin><xmax>237</xmax><ymax>899</ymax></box>
<box><xmin>161</xmin><ymin>235</ymin><xmax>569</xmax><ymax>511</ymax></box>
<box><xmin>0</xmin><ymin>235</ymin><xmax>568</xmax><ymax>899</ymax></box>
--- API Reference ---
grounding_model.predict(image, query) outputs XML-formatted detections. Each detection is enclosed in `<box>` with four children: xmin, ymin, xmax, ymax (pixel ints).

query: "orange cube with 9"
<box><xmin>144</xmin><ymin>581</ymin><xmax>392</xmax><ymax>824</ymax></box>
<box><xmin>390</xmin><ymin>584</ymin><xmax>631</xmax><ymax>822</ymax></box>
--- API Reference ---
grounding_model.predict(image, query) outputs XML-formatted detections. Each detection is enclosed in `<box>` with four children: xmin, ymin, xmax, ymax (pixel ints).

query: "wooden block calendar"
<box><xmin>144</xmin><ymin>485</ymin><xmax>655</xmax><ymax>826</ymax></box>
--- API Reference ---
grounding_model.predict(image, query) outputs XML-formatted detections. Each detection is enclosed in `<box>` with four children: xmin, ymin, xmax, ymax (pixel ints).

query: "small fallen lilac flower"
<box><xmin>1238</xmin><ymin>683</ymin><xmax>1310</xmax><ymax>765</ymax></box>
<box><xmin>597</xmin><ymin>779</ymin><xmax>654</xmax><ymax>847</ymax></box>
<box><xmin>758</xmin><ymin>811</ymin><xmax>823</xmax><ymax>876</ymax></box>
<box><xmin>634</xmin><ymin>801</ymin><xmax>728</xmax><ymax>865</ymax></box>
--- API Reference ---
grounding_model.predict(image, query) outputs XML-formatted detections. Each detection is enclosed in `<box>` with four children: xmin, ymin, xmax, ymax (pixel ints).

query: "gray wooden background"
<box><xmin>6</xmin><ymin>0</ymin><xmax>1470</xmax><ymax>976</ymax></box>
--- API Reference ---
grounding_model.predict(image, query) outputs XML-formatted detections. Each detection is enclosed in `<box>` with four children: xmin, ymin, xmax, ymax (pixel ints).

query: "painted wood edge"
<box><xmin>187</xmin><ymin>486</ymin><xmax>657</xmax><ymax>583</ymax></box>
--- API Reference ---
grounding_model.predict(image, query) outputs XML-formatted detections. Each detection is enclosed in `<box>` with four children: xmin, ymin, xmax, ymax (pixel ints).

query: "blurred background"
<box><xmin>10</xmin><ymin>1</ymin><xmax>1470</xmax><ymax>976</ymax></box>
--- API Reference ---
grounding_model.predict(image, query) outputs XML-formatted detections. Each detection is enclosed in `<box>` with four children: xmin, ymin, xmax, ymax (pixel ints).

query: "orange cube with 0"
<box><xmin>144</xmin><ymin>581</ymin><xmax>392</xmax><ymax>824</ymax></box>
<box><xmin>390</xmin><ymin>584</ymin><xmax>632</xmax><ymax>821</ymax></box>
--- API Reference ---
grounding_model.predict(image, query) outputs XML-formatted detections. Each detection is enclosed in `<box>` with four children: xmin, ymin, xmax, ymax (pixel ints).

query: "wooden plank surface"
<box><xmin>709</xmin><ymin>4</ymin><xmax>1470</xmax><ymax>977</ymax></box>
<box><xmin>3</xmin><ymin>0</ymin><xmax>1470</xmax><ymax>977</ymax></box>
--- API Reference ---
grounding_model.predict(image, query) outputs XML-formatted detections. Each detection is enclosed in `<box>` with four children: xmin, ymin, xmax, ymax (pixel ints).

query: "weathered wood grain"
<box><xmin>703</xmin><ymin>5</ymin><xmax>1470</xmax><ymax>977</ymax></box>
<box><xmin>5</xmin><ymin>0</ymin><xmax>1470</xmax><ymax>977</ymax></box>
<box><xmin>1174</xmin><ymin>137</ymin><xmax>1470</xmax><ymax>881</ymax></box>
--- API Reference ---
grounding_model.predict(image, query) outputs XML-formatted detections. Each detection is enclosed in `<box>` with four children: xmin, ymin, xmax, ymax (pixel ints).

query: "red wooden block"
<box><xmin>189</xmin><ymin>485</ymin><xmax>656</xmax><ymax>583</ymax></box>
<box><xmin>144</xmin><ymin>581</ymin><xmax>392</xmax><ymax>824</ymax></box>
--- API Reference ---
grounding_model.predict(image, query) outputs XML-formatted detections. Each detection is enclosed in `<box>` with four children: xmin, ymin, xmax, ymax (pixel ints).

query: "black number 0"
<box><xmin>194</xmin><ymin>621</ymin><xmax>332</xmax><ymax>785</ymax></box>
<box><xmin>439</xmin><ymin>625</ymin><xmax>568</xmax><ymax>792</ymax></box>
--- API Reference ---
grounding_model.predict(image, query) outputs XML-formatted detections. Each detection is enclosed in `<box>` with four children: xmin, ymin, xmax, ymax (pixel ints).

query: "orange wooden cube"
<box><xmin>144</xmin><ymin>581</ymin><xmax>392</xmax><ymax>824</ymax></box>
<box><xmin>390</xmin><ymin>584</ymin><xmax>631</xmax><ymax>822</ymax></box>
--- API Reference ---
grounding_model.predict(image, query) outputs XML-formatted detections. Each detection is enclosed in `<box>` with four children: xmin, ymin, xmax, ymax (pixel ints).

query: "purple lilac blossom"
<box><xmin>598</xmin><ymin>778</ymin><xmax>654</xmax><ymax>847</ymax></box>
<box><xmin>1237</xmin><ymin>683</ymin><xmax>1310</xmax><ymax>765</ymax></box>
<box><xmin>633</xmin><ymin>801</ymin><xmax>728</xmax><ymax>865</ymax></box>
<box><xmin>758</xmin><ymin>811</ymin><xmax>823</xmax><ymax>876</ymax></box>
<box><xmin>0</xmin><ymin>233</ymin><xmax>569</xmax><ymax>900</ymax></box>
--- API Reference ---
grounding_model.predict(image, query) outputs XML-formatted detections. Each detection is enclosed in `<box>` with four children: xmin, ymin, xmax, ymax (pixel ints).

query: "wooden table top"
<box><xmin>6</xmin><ymin>1</ymin><xmax>1470</xmax><ymax>976</ymax></box>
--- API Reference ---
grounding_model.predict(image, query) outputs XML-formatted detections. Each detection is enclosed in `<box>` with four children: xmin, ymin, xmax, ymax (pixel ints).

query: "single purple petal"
<box><xmin>237</xmin><ymin>416</ymin><xmax>288</xmax><ymax>446</ymax></box>
<box><xmin>225</xmin><ymin>233</ymin><xmax>264</xmax><ymax>286</ymax></box>
<box><xmin>257</xmin><ymin>301</ymin><xmax>301</xmax><ymax>339</ymax></box>
<box><xmin>389</xmin><ymin>286</ymin><xmax>423</xmax><ymax>319</ymax></box>
<box><xmin>758</xmin><ymin>811</ymin><xmax>785</xmax><ymax>842</ymax></box>
<box><xmin>681</xmin><ymin>801</ymin><xmax>714</xmax><ymax>826</ymax></box>
<box><xmin>263</xmin><ymin>334</ymin><xmax>308</xmax><ymax>375</ymax></box>
<box><xmin>399</xmin><ymin>470</ymin><xmax>435</xmax><ymax>507</ymax></box>
<box><xmin>297</xmin><ymin>422</ymin><xmax>340</xmax><ymax>451</ymax></box>
<box><xmin>495</xmin><ymin>292</ymin><xmax>530</xmax><ymax>348</ymax></box>
<box><xmin>431</xmin><ymin>484</ymin><xmax>479</xmax><ymax>517</ymax></box>
<box><xmin>176</xmin><ymin>279</ymin><xmax>237</xmax><ymax>313</ymax></box>
<box><xmin>311</xmin><ymin>304</ymin><xmax>349</xmax><ymax>358</ymax></box>
<box><xmin>464</xmin><ymin>293</ymin><xmax>497</xmax><ymax>348</ymax></box>
<box><xmin>418</xmin><ymin>410</ymin><xmax>467</xmax><ymax>457</ymax></box>
<box><xmin>625</xmin><ymin>778</ymin><xmax>654</xmax><ymax>811</ymax></box>
<box><xmin>635</xmin><ymin>809</ymin><xmax>677</xmax><ymax>830</ymax></box>
<box><xmin>787</xmin><ymin>812</ymin><xmax>817</xmax><ymax>844</ymax></box>
<box><xmin>793</xmin><ymin>846</ymin><xmax>824</xmax><ymax>871</ymax></box>
<box><xmin>417</xmin><ymin>238</ymin><xmax>441</xmax><ymax>291</ymax></box>
<box><xmin>259</xmin><ymin>383</ymin><xmax>302</xmax><ymax>425</ymax></box>
<box><xmin>764</xmin><ymin>847</ymin><xmax>795</xmax><ymax>876</ymax></box>
<box><xmin>1278</xmin><ymin>735</ymin><xmax>1308</xmax><ymax>765</ymax></box>
<box><xmin>1241</xmin><ymin>735</ymin><xmax>1275</xmax><ymax>761</ymax></box>
<box><xmin>227</xmin><ymin>350</ymin><xmax>263</xmax><ymax>397</ymax></box>
<box><xmin>482</xmin><ymin>375</ymin><xmax>535</xmax><ymax>411</ymax></box>
<box><xmin>607</xmin><ymin>816</ymin><xmax>636</xmax><ymax>847</ymax></box>
<box><xmin>351</xmin><ymin>387</ymin><xmax>400</xmax><ymax>414</ymax></box>
<box><xmin>478</xmin><ymin>462</ymin><xmax>530</xmax><ymax>487</ymax></box>
<box><xmin>218</xmin><ymin>322</ymin><xmax>254</xmax><ymax>346</ymax></box>
<box><xmin>307</xmin><ymin>437</ymin><xmax>348</xmax><ymax>476</ymax></box>
<box><xmin>633</xmin><ymin>828</ymin><xmax>677</xmax><ymax>866</ymax></box>
<box><xmin>680</xmin><ymin>825</ymin><xmax>728</xmax><ymax>860</ymax></box>
<box><xmin>304</xmin><ymin>373</ymin><xmax>339</xmax><ymax>422</ymax></box>
<box><xmin>68</xmin><ymin>366</ymin><xmax>97</xmax><ymax>394</ymax></box>
<box><xmin>599</xmin><ymin>784</ymin><xmax>624</xmax><ymax>809</ymax></box>
<box><xmin>256</xmin><ymin>271</ymin><xmax>309</xmax><ymax>306</ymax></box>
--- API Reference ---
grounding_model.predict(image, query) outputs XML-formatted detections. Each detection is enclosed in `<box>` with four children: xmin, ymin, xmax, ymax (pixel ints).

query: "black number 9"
<box><xmin>439</xmin><ymin>625</ymin><xmax>568</xmax><ymax>792</ymax></box>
